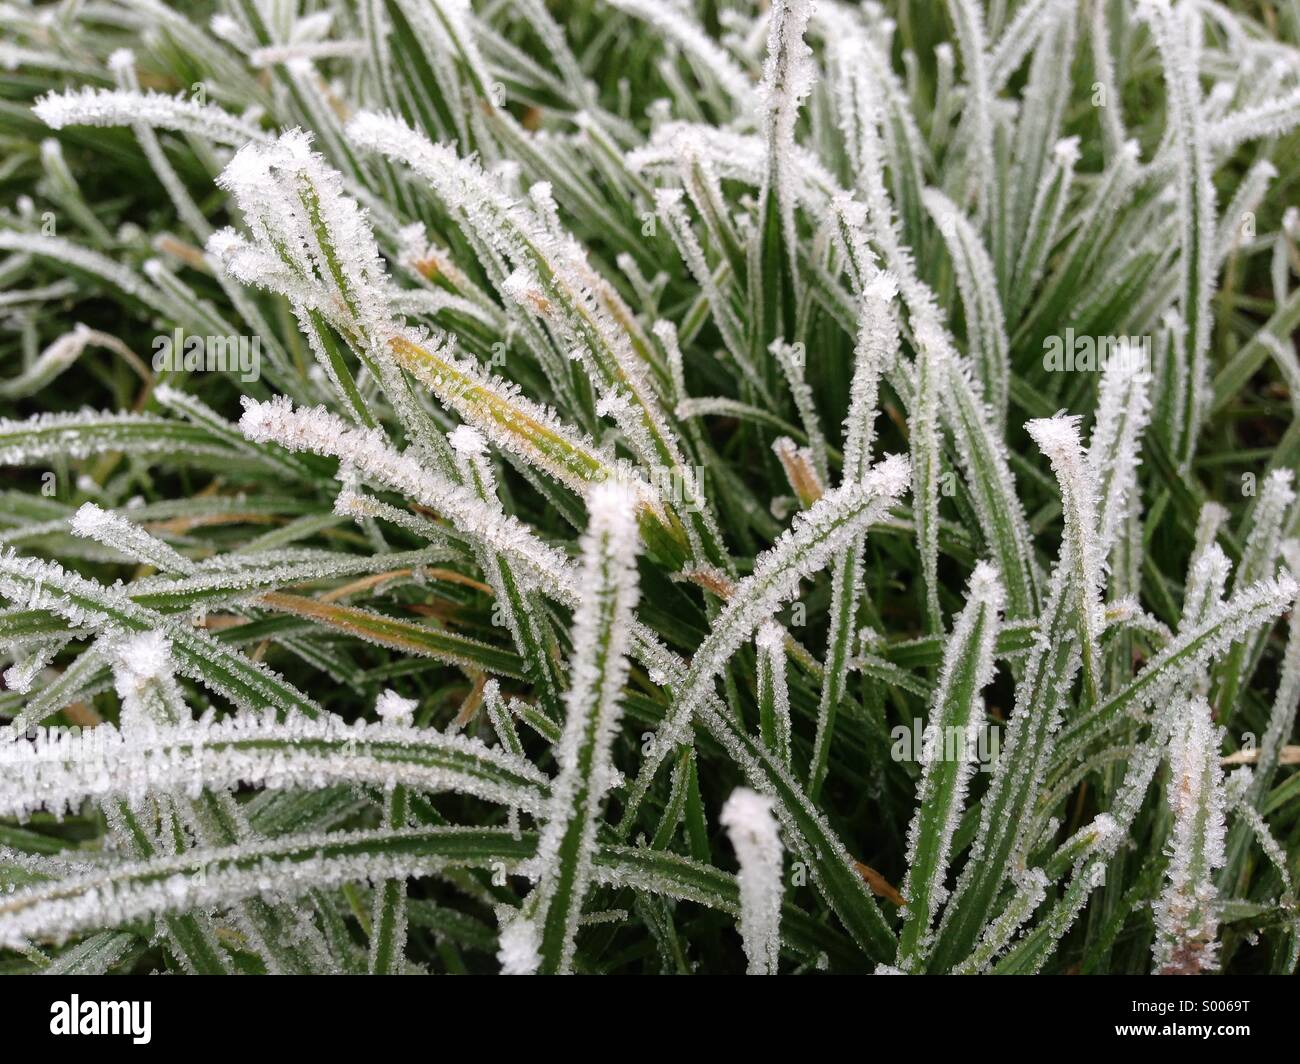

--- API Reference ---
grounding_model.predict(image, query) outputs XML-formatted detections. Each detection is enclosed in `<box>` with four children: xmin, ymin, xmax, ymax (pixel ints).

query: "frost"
<box><xmin>0</xmin><ymin>826</ymin><xmax>530</xmax><ymax>950</ymax></box>
<box><xmin>1182</xmin><ymin>544</ymin><xmax>1231</xmax><ymax>633</ymax></box>
<box><xmin>606</xmin><ymin>0</ymin><xmax>755</xmax><ymax>113</ymax></box>
<box><xmin>636</xmin><ymin>454</ymin><xmax>910</xmax><ymax>784</ymax></box>
<box><xmin>4</xmin><ymin>0</ymin><xmax>1300</xmax><ymax>978</ymax></box>
<box><xmin>720</xmin><ymin>787</ymin><xmax>783</xmax><ymax>975</ymax></box>
<box><xmin>0</xmin><ymin>324</ymin><xmax>138</xmax><ymax>401</ymax></box>
<box><xmin>34</xmin><ymin>88</ymin><xmax>268</xmax><ymax>146</ymax></box>
<box><xmin>1141</xmin><ymin>0</ymin><xmax>1217</xmax><ymax>468</ymax></box>
<box><xmin>0</xmin><ymin>233</ymin><xmax>157</xmax><ymax>305</ymax></box>
<box><xmin>251</xmin><ymin>41</ymin><xmax>367</xmax><ymax>67</ymax></box>
<box><xmin>1153</xmin><ymin>696</ymin><xmax>1227</xmax><ymax>975</ymax></box>
<box><xmin>111</xmin><ymin>630</ymin><xmax>175</xmax><ymax>699</ymax></box>
<box><xmin>910</xmin><ymin>321</ymin><xmax>946</xmax><ymax>629</ymax></box>
<box><xmin>758</xmin><ymin>0</ymin><xmax>816</xmax><ymax>258</ymax></box>
<box><xmin>496</xmin><ymin>914</ymin><xmax>541</xmax><ymax>975</ymax></box>
<box><xmin>239</xmin><ymin>396</ymin><xmax>575</xmax><ymax>593</ymax></box>
<box><xmin>1089</xmin><ymin>351</ymin><xmax>1152</xmax><ymax>563</ymax></box>
<box><xmin>922</xmin><ymin>188</ymin><xmax>1009</xmax><ymax>423</ymax></box>
<box><xmin>1237</xmin><ymin>471</ymin><xmax>1295</xmax><ymax>592</ymax></box>
<box><xmin>755</xmin><ymin>622</ymin><xmax>793</xmax><ymax>770</ymax></box>
<box><xmin>946</xmin><ymin>0</ymin><xmax>995</xmax><ymax>219</ymax></box>
<box><xmin>527</xmin><ymin>481</ymin><xmax>641</xmax><ymax>973</ymax></box>
<box><xmin>71</xmin><ymin>503</ymin><xmax>194</xmax><ymax>574</ymax></box>
<box><xmin>374</xmin><ymin>690</ymin><xmax>417</xmax><ymax>724</ymax></box>
<box><xmin>954</xmin><ymin>868</ymin><xmax>1048</xmax><ymax>974</ymax></box>
<box><xmin>898</xmin><ymin>561</ymin><xmax>1004</xmax><ymax>968</ymax></box>
<box><xmin>0</xmin><ymin>711</ymin><xmax>550</xmax><ymax>822</ymax></box>
<box><xmin>1027</xmin><ymin>415</ymin><xmax>1104</xmax><ymax>703</ymax></box>
<box><xmin>1246</xmin><ymin>547</ymin><xmax>1300</xmax><ymax>806</ymax></box>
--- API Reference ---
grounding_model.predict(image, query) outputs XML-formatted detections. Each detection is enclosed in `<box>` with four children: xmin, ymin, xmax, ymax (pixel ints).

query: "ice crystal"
<box><xmin>1153</xmin><ymin>697</ymin><xmax>1227</xmax><ymax>975</ymax></box>
<box><xmin>720</xmin><ymin>787</ymin><xmax>783</xmax><ymax>975</ymax></box>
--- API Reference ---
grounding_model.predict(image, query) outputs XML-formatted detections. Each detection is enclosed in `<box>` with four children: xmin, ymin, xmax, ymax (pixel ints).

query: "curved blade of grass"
<box><xmin>0</xmin><ymin>713</ymin><xmax>549</xmax><ymax>822</ymax></box>
<box><xmin>1057</xmin><ymin>574</ymin><xmax>1299</xmax><ymax>760</ymax></box>
<box><xmin>0</xmin><ymin>551</ymin><xmax>324</xmax><ymax>720</ymax></box>
<box><xmin>258</xmin><ymin>591</ymin><xmax>523</xmax><ymax>678</ymax></box>
<box><xmin>527</xmin><ymin>483</ymin><xmax>641</xmax><ymax>974</ymax></box>
<box><xmin>897</xmin><ymin>563</ymin><xmax>1004</xmax><ymax>969</ymax></box>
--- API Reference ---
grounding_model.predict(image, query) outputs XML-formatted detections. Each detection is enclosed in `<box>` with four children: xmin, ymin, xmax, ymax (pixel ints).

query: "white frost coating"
<box><xmin>529</xmin><ymin>480</ymin><xmax>642</xmax><ymax>973</ymax></box>
<box><xmin>0</xmin><ymin>323</ymin><xmax>138</xmax><ymax>401</ymax></box>
<box><xmin>250</xmin><ymin>41</ymin><xmax>367</xmax><ymax>67</ymax></box>
<box><xmin>106</xmin><ymin>629</ymin><xmax>190</xmax><ymax>737</ymax></box>
<box><xmin>758</xmin><ymin>0</ymin><xmax>817</xmax><ymax>262</ymax></box>
<box><xmin>1191</xmin><ymin>501</ymin><xmax>1230</xmax><ymax>567</ymax></box>
<box><xmin>1062</xmin><ymin>572</ymin><xmax>1300</xmax><ymax>760</ymax></box>
<box><xmin>1207</xmin><ymin>87</ymin><xmax>1300</xmax><ymax>158</ymax></box>
<box><xmin>1012</xmin><ymin>134</ymin><xmax>1080</xmax><ymax>309</ymax></box>
<box><xmin>605</xmin><ymin>0</ymin><xmax>756</xmax><ymax>112</ymax></box>
<box><xmin>921</xmin><ymin>187</ymin><xmax>1009</xmax><ymax>424</ymax></box>
<box><xmin>1140</xmin><ymin>0</ymin><xmax>1216</xmax><ymax>468</ymax></box>
<box><xmin>946</xmin><ymin>0</ymin><xmax>995</xmax><ymax>219</ymax></box>
<box><xmin>114</xmin><ymin>547</ymin><xmax>450</xmax><ymax>617</ymax></box>
<box><xmin>755</xmin><ymin>622</ymin><xmax>793</xmax><ymax>769</ymax></box>
<box><xmin>447</xmin><ymin>424</ymin><xmax>487</xmax><ymax>458</ymax></box>
<box><xmin>0</xmin><ymin>232</ymin><xmax>157</xmax><ymax>305</ymax></box>
<box><xmin>33</xmin><ymin>87</ymin><xmax>268</xmax><ymax>146</ymax></box>
<box><xmin>0</xmin><ymin>711</ymin><xmax>550</xmax><ymax>822</ymax></box>
<box><xmin>1052</xmin><ymin>134</ymin><xmax>1082</xmax><ymax>167</ymax></box>
<box><xmin>841</xmin><ymin>259</ymin><xmax>901</xmax><ymax>481</ymax></box>
<box><xmin>628</xmin><ymin>121</ymin><xmax>838</xmax><ymax>209</ymax></box>
<box><xmin>720</xmin><ymin>787</ymin><xmax>783</xmax><ymax>975</ymax></box>
<box><xmin>898</xmin><ymin>561</ymin><xmax>1004</xmax><ymax>967</ymax></box>
<box><xmin>637</xmin><ymin>454</ymin><xmax>910</xmax><ymax>785</ymax></box>
<box><xmin>1236</xmin><ymin>471</ymin><xmax>1295</xmax><ymax>593</ymax></box>
<box><xmin>1089</xmin><ymin>813</ymin><xmax>1121</xmax><ymax>849</ymax></box>
<box><xmin>0</xmin><ymin>552</ymin><xmax>305</xmax><ymax>726</ymax></box>
<box><xmin>70</xmin><ymin>502</ymin><xmax>195</xmax><ymax>574</ymax></box>
<box><xmin>955</xmin><ymin>867</ymin><xmax>1049</xmax><ymax>974</ymax></box>
<box><xmin>0</xmin><ymin>826</ymin><xmax>527</xmax><ymax>949</ymax></box>
<box><xmin>345</xmin><ymin>110</ymin><xmax>682</xmax><ymax>509</ymax></box>
<box><xmin>1153</xmin><ymin>696</ymin><xmax>1227</xmax><ymax>974</ymax></box>
<box><xmin>1181</xmin><ymin>544</ymin><xmax>1231</xmax><ymax>632</ymax></box>
<box><xmin>1214</xmin><ymin>469</ymin><xmax>1297</xmax><ymax>707</ymax></box>
<box><xmin>1027</xmin><ymin>415</ymin><xmax>1104</xmax><ymax>702</ymax></box>
<box><xmin>654</xmin><ymin>187</ymin><xmax>754</xmax><ymax>384</ymax></box>
<box><xmin>754</xmin><ymin>621</ymin><xmax>786</xmax><ymax>655</ymax></box>
<box><xmin>1089</xmin><ymin>350</ymin><xmax>1152</xmax><ymax>563</ymax></box>
<box><xmin>772</xmin><ymin>342</ymin><xmax>829</xmax><ymax>483</ymax></box>
<box><xmin>496</xmin><ymin>915</ymin><xmax>541</xmax><ymax>975</ymax></box>
<box><xmin>3</xmin><ymin>639</ymin><xmax>66</xmax><ymax>694</ymax></box>
<box><xmin>375</xmin><ymin>690</ymin><xmax>417</xmax><ymax>724</ymax></box>
<box><xmin>823</xmin><ymin>19</ymin><xmax>1039</xmax><ymax>619</ymax></box>
<box><xmin>239</xmin><ymin>396</ymin><xmax>574</xmax><ymax>594</ymax></box>
<box><xmin>110</xmin><ymin>630</ymin><xmax>174</xmax><ymax>699</ymax></box>
<box><xmin>1248</xmin><ymin>543</ymin><xmax>1300</xmax><ymax>805</ymax></box>
<box><xmin>1216</xmin><ymin>158</ymin><xmax>1278</xmax><ymax>264</ymax></box>
<box><xmin>213</xmin><ymin>130</ymin><xmax>398</xmax><ymax>351</ymax></box>
<box><xmin>911</xmin><ymin>319</ymin><xmax>946</xmax><ymax>629</ymax></box>
<box><xmin>7</xmin><ymin>0</ymin><xmax>1300</xmax><ymax>977</ymax></box>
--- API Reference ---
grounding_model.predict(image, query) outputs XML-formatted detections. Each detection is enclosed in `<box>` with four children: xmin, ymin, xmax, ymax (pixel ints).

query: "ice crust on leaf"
<box><xmin>720</xmin><ymin>787</ymin><xmax>783</xmax><ymax>975</ymax></box>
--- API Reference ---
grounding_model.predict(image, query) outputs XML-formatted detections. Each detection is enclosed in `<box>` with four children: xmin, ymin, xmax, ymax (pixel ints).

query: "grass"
<box><xmin>0</xmin><ymin>0</ymin><xmax>1299</xmax><ymax>975</ymax></box>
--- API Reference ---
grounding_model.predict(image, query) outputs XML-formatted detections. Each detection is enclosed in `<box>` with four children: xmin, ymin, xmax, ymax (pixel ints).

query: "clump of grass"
<box><xmin>1</xmin><ymin>0</ymin><xmax>1299</xmax><ymax>975</ymax></box>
